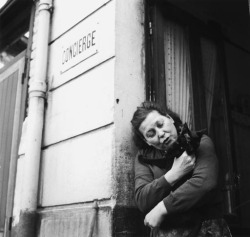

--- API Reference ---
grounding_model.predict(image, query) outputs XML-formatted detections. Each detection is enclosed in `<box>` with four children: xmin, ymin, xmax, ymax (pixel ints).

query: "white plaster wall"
<box><xmin>12</xmin><ymin>0</ymin><xmax>146</xmax><ymax>235</ymax></box>
<box><xmin>40</xmin><ymin>125</ymin><xmax>113</xmax><ymax>206</ymax></box>
<box><xmin>113</xmin><ymin>0</ymin><xmax>146</xmax><ymax>206</ymax></box>
<box><xmin>44</xmin><ymin>59</ymin><xmax>115</xmax><ymax>146</ymax></box>
<box><xmin>14</xmin><ymin>0</ymin><xmax>146</xmax><ymax>213</ymax></box>
<box><xmin>39</xmin><ymin>0</ymin><xmax>116</xmax><ymax>207</ymax></box>
<box><xmin>47</xmin><ymin>1</ymin><xmax>115</xmax><ymax>90</ymax></box>
<box><xmin>51</xmin><ymin>0</ymin><xmax>111</xmax><ymax>41</ymax></box>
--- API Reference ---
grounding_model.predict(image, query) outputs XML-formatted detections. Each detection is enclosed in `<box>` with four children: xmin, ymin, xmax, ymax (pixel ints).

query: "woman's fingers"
<box><xmin>171</xmin><ymin>152</ymin><xmax>196</xmax><ymax>180</ymax></box>
<box><xmin>187</xmin><ymin>154</ymin><xmax>195</xmax><ymax>161</ymax></box>
<box><xmin>184</xmin><ymin>154</ymin><xmax>196</xmax><ymax>169</ymax></box>
<box><xmin>189</xmin><ymin>156</ymin><xmax>196</xmax><ymax>168</ymax></box>
<box><xmin>186</xmin><ymin>156</ymin><xmax>191</xmax><ymax>162</ymax></box>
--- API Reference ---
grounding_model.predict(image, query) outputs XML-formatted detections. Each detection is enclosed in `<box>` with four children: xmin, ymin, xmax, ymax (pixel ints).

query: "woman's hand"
<box><xmin>165</xmin><ymin>151</ymin><xmax>196</xmax><ymax>186</ymax></box>
<box><xmin>144</xmin><ymin>201</ymin><xmax>167</xmax><ymax>229</ymax></box>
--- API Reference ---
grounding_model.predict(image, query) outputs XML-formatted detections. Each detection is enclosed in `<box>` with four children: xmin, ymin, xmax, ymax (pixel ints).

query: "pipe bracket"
<box><xmin>29</xmin><ymin>91</ymin><xmax>46</xmax><ymax>99</ymax></box>
<box><xmin>38</xmin><ymin>1</ymin><xmax>53</xmax><ymax>12</ymax></box>
<box><xmin>29</xmin><ymin>81</ymin><xmax>47</xmax><ymax>94</ymax></box>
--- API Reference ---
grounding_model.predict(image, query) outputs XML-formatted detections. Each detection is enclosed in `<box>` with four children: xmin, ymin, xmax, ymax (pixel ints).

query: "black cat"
<box><xmin>166</xmin><ymin>123</ymin><xmax>206</xmax><ymax>159</ymax></box>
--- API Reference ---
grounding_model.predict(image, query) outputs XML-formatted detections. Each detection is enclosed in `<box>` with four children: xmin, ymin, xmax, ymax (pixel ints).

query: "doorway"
<box><xmin>146</xmin><ymin>0</ymin><xmax>250</xmax><ymax>235</ymax></box>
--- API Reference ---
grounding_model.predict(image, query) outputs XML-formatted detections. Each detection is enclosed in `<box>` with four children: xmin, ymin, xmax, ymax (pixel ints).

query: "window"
<box><xmin>146</xmin><ymin>1</ymin><xmax>237</xmax><ymax>217</ymax></box>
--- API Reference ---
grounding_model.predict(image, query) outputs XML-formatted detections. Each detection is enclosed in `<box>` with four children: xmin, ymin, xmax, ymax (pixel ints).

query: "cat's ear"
<box><xmin>181</xmin><ymin>123</ymin><xmax>189</xmax><ymax>134</ymax></box>
<box><xmin>196</xmin><ymin>128</ymin><xmax>207</xmax><ymax>138</ymax></box>
<box><xmin>183</xmin><ymin>123</ymin><xmax>189</xmax><ymax>130</ymax></box>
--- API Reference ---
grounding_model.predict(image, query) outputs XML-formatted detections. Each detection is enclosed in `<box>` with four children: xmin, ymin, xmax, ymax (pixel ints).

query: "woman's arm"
<box><xmin>134</xmin><ymin>151</ymin><xmax>195</xmax><ymax>214</ymax></box>
<box><xmin>163</xmin><ymin>135</ymin><xmax>219</xmax><ymax>214</ymax></box>
<box><xmin>134</xmin><ymin>154</ymin><xmax>172</xmax><ymax>214</ymax></box>
<box><xmin>144</xmin><ymin>135</ymin><xmax>219</xmax><ymax>228</ymax></box>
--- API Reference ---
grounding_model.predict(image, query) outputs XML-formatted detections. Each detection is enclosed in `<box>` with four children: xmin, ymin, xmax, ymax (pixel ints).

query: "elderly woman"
<box><xmin>131</xmin><ymin>101</ymin><xmax>231</xmax><ymax>237</ymax></box>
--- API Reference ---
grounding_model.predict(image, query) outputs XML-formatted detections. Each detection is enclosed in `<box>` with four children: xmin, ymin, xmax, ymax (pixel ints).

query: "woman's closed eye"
<box><xmin>157</xmin><ymin>121</ymin><xmax>164</xmax><ymax>128</ymax></box>
<box><xmin>146</xmin><ymin>129</ymin><xmax>156</xmax><ymax>138</ymax></box>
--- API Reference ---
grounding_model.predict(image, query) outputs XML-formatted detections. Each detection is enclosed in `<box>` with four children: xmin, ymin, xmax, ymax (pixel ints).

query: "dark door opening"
<box><xmin>146</xmin><ymin>1</ymin><xmax>250</xmax><ymax>235</ymax></box>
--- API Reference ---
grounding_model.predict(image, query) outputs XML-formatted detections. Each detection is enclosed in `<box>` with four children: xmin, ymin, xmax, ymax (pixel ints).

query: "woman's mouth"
<box><xmin>163</xmin><ymin>136</ymin><xmax>176</xmax><ymax>146</ymax></box>
<box><xmin>163</xmin><ymin>137</ymin><xmax>170</xmax><ymax>144</ymax></box>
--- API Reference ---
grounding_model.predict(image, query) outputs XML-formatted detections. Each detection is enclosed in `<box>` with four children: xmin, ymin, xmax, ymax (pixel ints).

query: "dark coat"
<box><xmin>134</xmin><ymin>135</ymin><xmax>223</xmax><ymax>230</ymax></box>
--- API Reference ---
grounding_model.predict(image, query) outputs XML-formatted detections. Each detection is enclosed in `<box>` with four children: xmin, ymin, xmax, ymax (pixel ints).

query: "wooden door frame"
<box><xmin>0</xmin><ymin>50</ymin><xmax>28</xmax><ymax>237</ymax></box>
<box><xmin>146</xmin><ymin>1</ymin><xmax>220</xmax><ymax>129</ymax></box>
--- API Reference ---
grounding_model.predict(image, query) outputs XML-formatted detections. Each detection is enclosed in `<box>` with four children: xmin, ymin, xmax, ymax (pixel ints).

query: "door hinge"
<box><xmin>21</xmin><ymin>55</ymin><xmax>29</xmax><ymax>84</ymax></box>
<box><xmin>9</xmin><ymin>216</ymin><xmax>13</xmax><ymax>231</ymax></box>
<box><xmin>149</xmin><ymin>21</ymin><xmax>153</xmax><ymax>35</ymax></box>
<box><xmin>21</xmin><ymin>72</ymin><xmax>26</xmax><ymax>84</ymax></box>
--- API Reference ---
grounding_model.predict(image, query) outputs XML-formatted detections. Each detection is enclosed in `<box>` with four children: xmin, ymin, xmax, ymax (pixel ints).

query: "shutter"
<box><xmin>0</xmin><ymin>51</ymin><xmax>26</xmax><ymax>233</ymax></box>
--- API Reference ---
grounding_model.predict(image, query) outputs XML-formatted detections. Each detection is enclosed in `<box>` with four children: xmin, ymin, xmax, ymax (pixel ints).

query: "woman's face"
<box><xmin>139</xmin><ymin>110</ymin><xmax>178</xmax><ymax>150</ymax></box>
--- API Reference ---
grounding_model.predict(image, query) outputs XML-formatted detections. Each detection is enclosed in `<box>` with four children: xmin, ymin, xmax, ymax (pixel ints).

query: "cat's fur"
<box><xmin>166</xmin><ymin>123</ymin><xmax>206</xmax><ymax>160</ymax></box>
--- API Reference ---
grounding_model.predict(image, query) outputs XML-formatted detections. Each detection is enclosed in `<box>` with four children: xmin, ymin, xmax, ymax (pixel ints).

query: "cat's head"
<box><xmin>167</xmin><ymin>123</ymin><xmax>207</xmax><ymax>157</ymax></box>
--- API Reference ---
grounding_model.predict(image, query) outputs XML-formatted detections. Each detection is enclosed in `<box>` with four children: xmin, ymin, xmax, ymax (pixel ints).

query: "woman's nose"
<box><xmin>157</xmin><ymin>129</ymin><xmax>165</xmax><ymax>138</ymax></box>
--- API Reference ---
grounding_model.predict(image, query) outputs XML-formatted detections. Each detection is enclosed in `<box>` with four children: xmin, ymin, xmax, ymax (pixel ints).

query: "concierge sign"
<box><xmin>60</xmin><ymin>23</ymin><xmax>98</xmax><ymax>73</ymax></box>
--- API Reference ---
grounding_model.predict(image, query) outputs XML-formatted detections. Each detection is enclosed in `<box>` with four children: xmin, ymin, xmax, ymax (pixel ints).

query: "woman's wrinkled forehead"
<box><xmin>139</xmin><ymin>110</ymin><xmax>163</xmax><ymax>133</ymax></box>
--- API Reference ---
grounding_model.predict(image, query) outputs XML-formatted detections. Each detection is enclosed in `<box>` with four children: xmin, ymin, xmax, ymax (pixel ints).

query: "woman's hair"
<box><xmin>131</xmin><ymin>101</ymin><xmax>182</xmax><ymax>149</ymax></box>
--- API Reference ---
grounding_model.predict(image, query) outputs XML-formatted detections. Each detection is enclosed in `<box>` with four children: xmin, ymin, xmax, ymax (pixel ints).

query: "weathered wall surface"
<box><xmin>112</xmin><ymin>0</ymin><xmax>147</xmax><ymax>235</ymax></box>
<box><xmin>114</xmin><ymin>0</ymin><xmax>145</xmax><ymax>206</ymax></box>
<box><xmin>38</xmin><ymin>204</ymin><xmax>112</xmax><ymax>237</ymax></box>
<box><xmin>13</xmin><ymin>0</ymin><xmax>147</xmax><ymax>236</ymax></box>
<box><xmin>37</xmin><ymin>0</ymin><xmax>116</xmax><ymax>236</ymax></box>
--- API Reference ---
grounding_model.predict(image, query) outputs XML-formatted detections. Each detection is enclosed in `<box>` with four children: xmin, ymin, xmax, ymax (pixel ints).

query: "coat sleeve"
<box><xmin>163</xmin><ymin>135</ymin><xmax>219</xmax><ymax>214</ymax></box>
<box><xmin>134</xmin><ymin>154</ymin><xmax>172</xmax><ymax>214</ymax></box>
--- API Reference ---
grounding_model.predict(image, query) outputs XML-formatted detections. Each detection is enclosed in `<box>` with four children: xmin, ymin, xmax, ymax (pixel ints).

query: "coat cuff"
<box><xmin>157</xmin><ymin>176</ymin><xmax>172</xmax><ymax>191</ymax></box>
<box><xmin>163</xmin><ymin>195</ymin><xmax>175</xmax><ymax>214</ymax></box>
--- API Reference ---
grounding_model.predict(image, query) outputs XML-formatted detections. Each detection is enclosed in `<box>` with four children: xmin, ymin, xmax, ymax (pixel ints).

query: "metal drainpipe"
<box><xmin>21</xmin><ymin>0</ymin><xmax>52</xmax><ymax>214</ymax></box>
